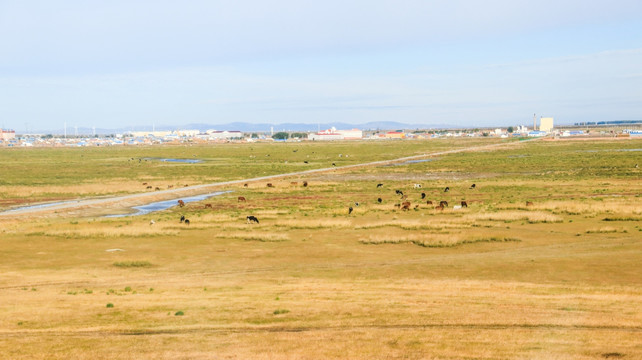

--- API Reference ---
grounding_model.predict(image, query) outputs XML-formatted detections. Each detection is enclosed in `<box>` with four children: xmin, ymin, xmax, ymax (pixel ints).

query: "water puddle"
<box><xmin>105</xmin><ymin>191</ymin><xmax>230</xmax><ymax>218</ymax></box>
<box><xmin>3</xmin><ymin>200</ymin><xmax>82</xmax><ymax>213</ymax></box>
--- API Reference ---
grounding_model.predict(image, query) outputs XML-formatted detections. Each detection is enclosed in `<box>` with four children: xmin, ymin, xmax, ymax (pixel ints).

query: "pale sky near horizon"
<box><xmin>1</xmin><ymin>0</ymin><xmax>641</xmax><ymax>131</ymax></box>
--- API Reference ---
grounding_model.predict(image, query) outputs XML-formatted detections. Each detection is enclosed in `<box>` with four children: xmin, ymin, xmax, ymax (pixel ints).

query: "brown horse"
<box><xmin>237</xmin><ymin>196</ymin><xmax>246</xmax><ymax>202</ymax></box>
<box><xmin>204</xmin><ymin>204</ymin><xmax>213</xmax><ymax>209</ymax></box>
<box><xmin>178</xmin><ymin>200</ymin><xmax>185</xmax><ymax>207</ymax></box>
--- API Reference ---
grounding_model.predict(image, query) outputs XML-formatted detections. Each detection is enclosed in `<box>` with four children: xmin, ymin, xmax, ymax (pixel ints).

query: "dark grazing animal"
<box><xmin>303</xmin><ymin>181</ymin><xmax>308</xmax><ymax>187</ymax></box>
<box><xmin>470</xmin><ymin>184</ymin><xmax>476</xmax><ymax>189</ymax></box>
<box><xmin>461</xmin><ymin>201</ymin><xmax>468</xmax><ymax>208</ymax></box>
<box><xmin>435</xmin><ymin>205</ymin><xmax>444</xmax><ymax>211</ymax></box>
<box><xmin>401</xmin><ymin>201</ymin><xmax>411</xmax><ymax>211</ymax></box>
<box><xmin>421</xmin><ymin>192</ymin><xmax>426</xmax><ymax>199</ymax></box>
<box><xmin>426</xmin><ymin>200</ymin><xmax>433</xmax><ymax>205</ymax></box>
<box><xmin>180</xmin><ymin>215</ymin><xmax>185</xmax><ymax>223</ymax></box>
<box><xmin>439</xmin><ymin>200</ymin><xmax>448</xmax><ymax>208</ymax></box>
<box><xmin>244</xmin><ymin>183</ymin><xmax>248</xmax><ymax>187</ymax></box>
<box><xmin>184</xmin><ymin>219</ymin><xmax>190</xmax><ymax>225</ymax></box>
<box><xmin>377</xmin><ymin>198</ymin><xmax>382</xmax><ymax>203</ymax></box>
<box><xmin>142</xmin><ymin>182</ymin><xmax>148</xmax><ymax>185</ymax></box>
<box><xmin>526</xmin><ymin>201</ymin><xmax>534</xmax><ymax>206</ymax></box>
<box><xmin>178</xmin><ymin>200</ymin><xmax>185</xmax><ymax>207</ymax></box>
<box><xmin>395</xmin><ymin>190</ymin><xmax>403</xmax><ymax>196</ymax></box>
<box><xmin>237</xmin><ymin>196</ymin><xmax>246</xmax><ymax>202</ymax></box>
<box><xmin>204</xmin><ymin>203</ymin><xmax>213</xmax><ymax>209</ymax></box>
<box><xmin>444</xmin><ymin>187</ymin><xmax>450</xmax><ymax>192</ymax></box>
<box><xmin>354</xmin><ymin>202</ymin><xmax>359</xmax><ymax>207</ymax></box>
<box><xmin>332</xmin><ymin>163</ymin><xmax>336</xmax><ymax>166</ymax></box>
<box><xmin>348</xmin><ymin>207</ymin><xmax>353</xmax><ymax>214</ymax></box>
<box><xmin>246</xmin><ymin>215</ymin><xmax>259</xmax><ymax>224</ymax></box>
<box><xmin>267</xmin><ymin>183</ymin><xmax>274</xmax><ymax>188</ymax></box>
<box><xmin>146</xmin><ymin>185</ymin><xmax>152</xmax><ymax>189</ymax></box>
<box><xmin>377</xmin><ymin>183</ymin><xmax>383</xmax><ymax>188</ymax></box>
<box><xmin>155</xmin><ymin>187</ymin><xmax>161</xmax><ymax>191</ymax></box>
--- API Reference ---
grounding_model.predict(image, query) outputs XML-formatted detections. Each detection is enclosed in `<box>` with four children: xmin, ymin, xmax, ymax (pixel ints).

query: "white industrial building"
<box><xmin>308</xmin><ymin>127</ymin><xmax>363</xmax><ymax>141</ymax></box>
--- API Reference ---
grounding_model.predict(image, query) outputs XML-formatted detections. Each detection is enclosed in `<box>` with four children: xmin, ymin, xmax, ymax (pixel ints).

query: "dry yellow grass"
<box><xmin>1</xmin><ymin>139</ymin><xmax>641</xmax><ymax>359</ymax></box>
<box><xmin>215</xmin><ymin>231</ymin><xmax>290</xmax><ymax>242</ymax></box>
<box><xmin>465</xmin><ymin>210</ymin><xmax>563</xmax><ymax>223</ymax></box>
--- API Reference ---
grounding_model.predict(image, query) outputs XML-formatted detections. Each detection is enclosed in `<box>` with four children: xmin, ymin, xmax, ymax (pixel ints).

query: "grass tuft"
<box><xmin>113</xmin><ymin>261</ymin><xmax>153</xmax><ymax>268</ymax></box>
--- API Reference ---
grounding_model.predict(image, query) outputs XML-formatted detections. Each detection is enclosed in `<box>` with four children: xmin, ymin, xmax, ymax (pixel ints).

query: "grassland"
<box><xmin>0</xmin><ymin>138</ymin><xmax>641</xmax><ymax>359</ymax></box>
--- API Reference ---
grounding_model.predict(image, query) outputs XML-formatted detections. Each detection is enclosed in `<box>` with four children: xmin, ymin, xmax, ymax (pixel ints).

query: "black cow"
<box><xmin>444</xmin><ymin>187</ymin><xmax>450</xmax><ymax>192</ymax></box>
<box><xmin>348</xmin><ymin>207</ymin><xmax>353</xmax><ymax>214</ymax></box>
<box><xmin>421</xmin><ymin>192</ymin><xmax>426</xmax><ymax>199</ymax></box>
<box><xmin>180</xmin><ymin>215</ymin><xmax>185</xmax><ymax>223</ymax></box>
<box><xmin>246</xmin><ymin>215</ymin><xmax>259</xmax><ymax>224</ymax></box>
<box><xmin>395</xmin><ymin>190</ymin><xmax>404</xmax><ymax>196</ymax></box>
<box><xmin>377</xmin><ymin>183</ymin><xmax>383</xmax><ymax>188</ymax></box>
<box><xmin>470</xmin><ymin>184</ymin><xmax>476</xmax><ymax>189</ymax></box>
<box><xmin>377</xmin><ymin>197</ymin><xmax>382</xmax><ymax>203</ymax></box>
<box><xmin>184</xmin><ymin>219</ymin><xmax>190</xmax><ymax>225</ymax></box>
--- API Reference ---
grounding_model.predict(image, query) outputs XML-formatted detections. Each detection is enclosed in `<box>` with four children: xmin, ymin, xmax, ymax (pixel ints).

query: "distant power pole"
<box><xmin>533</xmin><ymin>113</ymin><xmax>537</xmax><ymax>131</ymax></box>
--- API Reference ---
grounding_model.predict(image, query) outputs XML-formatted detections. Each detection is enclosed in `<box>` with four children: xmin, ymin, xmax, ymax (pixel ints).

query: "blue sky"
<box><xmin>1</xmin><ymin>0</ymin><xmax>641</xmax><ymax>132</ymax></box>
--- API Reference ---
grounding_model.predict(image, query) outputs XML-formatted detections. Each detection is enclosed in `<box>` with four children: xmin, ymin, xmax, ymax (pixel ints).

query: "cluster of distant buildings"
<box><xmin>2</xmin><ymin>117</ymin><xmax>641</xmax><ymax>147</ymax></box>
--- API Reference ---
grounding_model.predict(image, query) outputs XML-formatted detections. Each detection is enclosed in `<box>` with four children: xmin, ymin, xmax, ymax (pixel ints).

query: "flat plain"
<box><xmin>0</xmin><ymin>138</ymin><xmax>641</xmax><ymax>359</ymax></box>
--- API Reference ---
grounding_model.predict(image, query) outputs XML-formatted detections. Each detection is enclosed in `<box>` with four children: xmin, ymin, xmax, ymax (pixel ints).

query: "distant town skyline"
<box><xmin>1</xmin><ymin>1</ymin><xmax>642</xmax><ymax>132</ymax></box>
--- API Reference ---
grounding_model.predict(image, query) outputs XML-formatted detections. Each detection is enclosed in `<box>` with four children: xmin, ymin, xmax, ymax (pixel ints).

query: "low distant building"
<box><xmin>385</xmin><ymin>131</ymin><xmax>405</xmax><ymax>139</ymax></box>
<box><xmin>206</xmin><ymin>130</ymin><xmax>244</xmax><ymax>140</ymax></box>
<box><xmin>528</xmin><ymin>130</ymin><xmax>547</xmax><ymax>137</ymax></box>
<box><xmin>540</xmin><ymin>117</ymin><xmax>554</xmax><ymax>132</ymax></box>
<box><xmin>308</xmin><ymin>127</ymin><xmax>362</xmax><ymax>141</ymax></box>
<box><xmin>1</xmin><ymin>129</ymin><xmax>16</xmax><ymax>141</ymax></box>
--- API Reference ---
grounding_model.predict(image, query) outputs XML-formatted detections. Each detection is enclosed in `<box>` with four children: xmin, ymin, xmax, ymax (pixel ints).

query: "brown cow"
<box><xmin>303</xmin><ymin>181</ymin><xmax>308</xmax><ymax>187</ymax></box>
<box><xmin>461</xmin><ymin>201</ymin><xmax>468</xmax><ymax>208</ymax></box>
<box><xmin>526</xmin><ymin>201</ymin><xmax>534</xmax><ymax>206</ymax></box>
<box><xmin>178</xmin><ymin>200</ymin><xmax>185</xmax><ymax>207</ymax></box>
<box><xmin>426</xmin><ymin>200</ymin><xmax>433</xmax><ymax>205</ymax></box>
<box><xmin>267</xmin><ymin>183</ymin><xmax>274</xmax><ymax>188</ymax></box>
<box><xmin>155</xmin><ymin>187</ymin><xmax>161</xmax><ymax>191</ymax></box>
<box><xmin>204</xmin><ymin>204</ymin><xmax>213</xmax><ymax>209</ymax></box>
<box><xmin>142</xmin><ymin>182</ymin><xmax>148</xmax><ymax>185</ymax></box>
<box><xmin>435</xmin><ymin>205</ymin><xmax>444</xmax><ymax>211</ymax></box>
<box><xmin>439</xmin><ymin>201</ymin><xmax>448</xmax><ymax>208</ymax></box>
<box><xmin>146</xmin><ymin>185</ymin><xmax>152</xmax><ymax>189</ymax></box>
<box><xmin>243</xmin><ymin>183</ymin><xmax>249</xmax><ymax>187</ymax></box>
<box><xmin>238</xmin><ymin>196</ymin><xmax>246</xmax><ymax>202</ymax></box>
<box><xmin>401</xmin><ymin>201</ymin><xmax>411</xmax><ymax>211</ymax></box>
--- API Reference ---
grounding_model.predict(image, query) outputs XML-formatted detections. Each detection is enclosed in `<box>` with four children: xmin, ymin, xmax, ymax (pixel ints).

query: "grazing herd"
<box><xmin>151</xmin><ymin>179</ymin><xmax>536</xmax><ymax>228</ymax></box>
<box><xmin>345</xmin><ymin>183</ymin><xmax>482</xmax><ymax>215</ymax></box>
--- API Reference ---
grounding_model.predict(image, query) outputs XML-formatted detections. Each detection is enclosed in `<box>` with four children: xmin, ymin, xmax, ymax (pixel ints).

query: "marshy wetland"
<box><xmin>0</xmin><ymin>138</ymin><xmax>640</xmax><ymax>359</ymax></box>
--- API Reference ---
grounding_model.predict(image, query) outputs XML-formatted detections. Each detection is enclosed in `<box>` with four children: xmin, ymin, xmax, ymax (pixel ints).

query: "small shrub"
<box><xmin>174</xmin><ymin>311</ymin><xmax>184</xmax><ymax>316</ymax></box>
<box><xmin>124</xmin><ymin>286</ymin><xmax>132</xmax><ymax>292</ymax></box>
<box><xmin>106</xmin><ymin>303</ymin><xmax>114</xmax><ymax>308</ymax></box>
<box><xmin>273</xmin><ymin>309</ymin><xmax>290</xmax><ymax>315</ymax></box>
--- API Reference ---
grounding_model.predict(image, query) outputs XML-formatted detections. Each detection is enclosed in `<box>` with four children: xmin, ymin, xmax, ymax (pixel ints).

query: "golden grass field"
<box><xmin>0</xmin><ymin>138</ymin><xmax>641</xmax><ymax>359</ymax></box>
